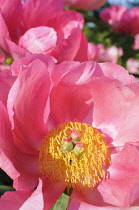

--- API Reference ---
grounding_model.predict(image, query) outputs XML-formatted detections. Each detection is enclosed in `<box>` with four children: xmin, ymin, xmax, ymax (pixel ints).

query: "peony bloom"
<box><xmin>0</xmin><ymin>0</ymin><xmax>88</xmax><ymax>66</ymax></box>
<box><xmin>0</xmin><ymin>54</ymin><xmax>139</xmax><ymax>209</ymax></box>
<box><xmin>88</xmin><ymin>42</ymin><xmax>123</xmax><ymax>64</ymax></box>
<box><xmin>99</xmin><ymin>5</ymin><xmax>126</xmax><ymax>26</ymax></box>
<box><xmin>100</xmin><ymin>5</ymin><xmax>139</xmax><ymax>35</ymax></box>
<box><xmin>127</xmin><ymin>58</ymin><xmax>139</xmax><ymax>74</ymax></box>
<box><xmin>64</xmin><ymin>0</ymin><xmax>107</xmax><ymax>10</ymax></box>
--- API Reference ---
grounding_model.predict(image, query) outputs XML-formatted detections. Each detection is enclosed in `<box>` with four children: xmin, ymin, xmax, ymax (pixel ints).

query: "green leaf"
<box><xmin>0</xmin><ymin>185</ymin><xmax>15</xmax><ymax>196</ymax></box>
<box><xmin>50</xmin><ymin>193</ymin><xmax>70</xmax><ymax>210</ymax></box>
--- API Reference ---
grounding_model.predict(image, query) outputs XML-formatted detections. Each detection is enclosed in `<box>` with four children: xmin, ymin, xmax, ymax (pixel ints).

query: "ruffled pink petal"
<box><xmin>47</xmin><ymin>61</ymin><xmax>103</xmax><ymax>127</ymax></box>
<box><xmin>98</xmin><ymin>144</ymin><xmax>139</xmax><ymax>206</ymax></box>
<box><xmin>19</xmin><ymin>178</ymin><xmax>66</xmax><ymax>210</ymax></box>
<box><xmin>48</xmin><ymin>10</ymin><xmax>84</xmax><ymax>38</ymax></box>
<box><xmin>51</xmin><ymin>27</ymin><xmax>83</xmax><ymax>62</ymax></box>
<box><xmin>99</xmin><ymin>62</ymin><xmax>136</xmax><ymax>84</ymax></box>
<box><xmin>73</xmin><ymin>32</ymin><xmax>89</xmax><ymax>62</ymax></box>
<box><xmin>0</xmin><ymin>11</ymin><xmax>27</xmax><ymax>60</ymax></box>
<box><xmin>100</xmin><ymin>5</ymin><xmax>126</xmax><ymax>25</ymax></box>
<box><xmin>0</xmin><ymin>190</ymin><xmax>33</xmax><ymax>210</ymax></box>
<box><xmin>0</xmin><ymin>0</ymin><xmax>23</xmax><ymax>41</ymax></box>
<box><xmin>7</xmin><ymin>59</ymin><xmax>52</xmax><ymax>154</ymax></box>
<box><xmin>90</xmin><ymin>77</ymin><xmax>139</xmax><ymax>146</ymax></box>
<box><xmin>68</xmin><ymin>186</ymin><xmax>106</xmax><ymax>208</ymax></box>
<box><xmin>5</xmin><ymin>38</ymin><xmax>29</xmax><ymax>60</ymax></box>
<box><xmin>21</xmin><ymin>0</ymin><xmax>64</xmax><ymax>33</ymax></box>
<box><xmin>0</xmin><ymin>13</ymin><xmax>28</xmax><ymax>59</ymax></box>
<box><xmin>0</xmin><ymin>11</ymin><xmax>11</xmax><ymax>51</ymax></box>
<box><xmin>0</xmin><ymin>69</ymin><xmax>16</xmax><ymax>107</ymax></box>
<box><xmin>68</xmin><ymin>144</ymin><xmax>139</xmax><ymax>208</ymax></box>
<box><xmin>18</xmin><ymin>26</ymin><xmax>57</xmax><ymax>54</ymax></box>
<box><xmin>68</xmin><ymin>197</ymin><xmax>137</xmax><ymax>210</ymax></box>
<box><xmin>51</xmin><ymin>26</ymin><xmax>88</xmax><ymax>62</ymax></box>
<box><xmin>0</xmin><ymin>102</ymin><xmax>40</xmax><ymax>190</ymax></box>
<box><xmin>51</xmin><ymin>61</ymin><xmax>80</xmax><ymax>85</ymax></box>
<box><xmin>88</xmin><ymin>42</ymin><xmax>98</xmax><ymax>60</ymax></box>
<box><xmin>11</xmin><ymin>54</ymin><xmax>55</xmax><ymax>76</ymax></box>
<box><xmin>53</xmin><ymin>60</ymin><xmax>103</xmax><ymax>86</ymax></box>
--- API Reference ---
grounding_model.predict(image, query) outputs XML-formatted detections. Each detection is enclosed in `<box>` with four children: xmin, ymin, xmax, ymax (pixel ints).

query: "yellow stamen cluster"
<box><xmin>39</xmin><ymin>121</ymin><xmax>111</xmax><ymax>190</ymax></box>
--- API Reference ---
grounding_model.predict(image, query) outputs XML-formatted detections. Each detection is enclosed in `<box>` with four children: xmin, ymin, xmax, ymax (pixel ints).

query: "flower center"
<box><xmin>39</xmin><ymin>121</ymin><xmax>111</xmax><ymax>190</ymax></box>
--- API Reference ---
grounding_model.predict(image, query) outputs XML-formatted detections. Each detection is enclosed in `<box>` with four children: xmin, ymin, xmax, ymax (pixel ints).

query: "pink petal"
<box><xmin>0</xmin><ymin>102</ymin><xmax>40</xmax><ymax>190</ymax></box>
<box><xmin>11</xmin><ymin>54</ymin><xmax>55</xmax><ymax>76</ymax></box>
<box><xmin>51</xmin><ymin>61</ymin><xmax>80</xmax><ymax>85</ymax></box>
<box><xmin>68</xmin><ymin>197</ymin><xmax>137</xmax><ymax>209</ymax></box>
<box><xmin>99</xmin><ymin>62</ymin><xmax>136</xmax><ymax>84</ymax></box>
<box><xmin>47</xmin><ymin>61</ymin><xmax>103</xmax><ymax>127</ymax></box>
<box><xmin>21</xmin><ymin>0</ymin><xmax>64</xmax><ymax>33</ymax></box>
<box><xmin>18</xmin><ymin>26</ymin><xmax>57</xmax><ymax>54</ymax></box>
<box><xmin>7</xmin><ymin>59</ymin><xmax>52</xmax><ymax>154</ymax></box>
<box><xmin>51</xmin><ymin>27</ymin><xmax>88</xmax><ymax>62</ymax></box>
<box><xmin>0</xmin><ymin>11</ymin><xmax>11</xmax><ymax>51</ymax></box>
<box><xmin>0</xmin><ymin>13</ymin><xmax>28</xmax><ymax>59</ymax></box>
<box><xmin>73</xmin><ymin>32</ymin><xmax>89</xmax><ymax>62</ymax></box>
<box><xmin>0</xmin><ymin>0</ymin><xmax>23</xmax><ymax>41</ymax></box>
<box><xmin>98</xmin><ymin>144</ymin><xmax>139</xmax><ymax>206</ymax></box>
<box><xmin>0</xmin><ymin>11</ymin><xmax>27</xmax><ymax>60</ymax></box>
<box><xmin>126</xmin><ymin>58</ymin><xmax>139</xmax><ymax>74</ymax></box>
<box><xmin>54</xmin><ymin>60</ymin><xmax>103</xmax><ymax>85</ymax></box>
<box><xmin>0</xmin><ymin>69</ymin><xmax>16</xmax><ymax>107</ymax></box>
<box><xmin>90</xmin><ymin>77</ymin><xmax>139</xmax><ymax>146</ymax></box>
<box><xmin>5</xmin><ymin>38</ymin><xmax>29</xmax><ymax>60</ymax></box>
<box><xmin>0</xmin><ymin>190</ymin><xmax>33</xmax><ymax>210</ymax></box>
<box><xmin>48</xmin><ymin>10</ymin><xmax>84</xmax><ymax>38</ymax></box>
<box><xmin>68</xmin><ymin>144</ymin><xmax>139</xmax><ymax>208</ymax></box>
<box><xmin>20</xmin><ymin>178</ymin><xmax>66</xmax><ymax>210</ymax></box>
<box><xmin>88</xmin><ymin>42</ymin><xmax>98</xmax><ymax>60</ymax></box>
<box><xmin>0</xmin><ymin>179</ymin><xmax>65</xmax><ymax>210</ymax></box>
<box><xmin>68</xmin><ymin>186</ymin><xmax>106</xmax><ymax>208</ymax></box>
<box><xmin>133</xmin><ymin>34</ymin><xmax>139</xmax><ymax>50</ymax></box>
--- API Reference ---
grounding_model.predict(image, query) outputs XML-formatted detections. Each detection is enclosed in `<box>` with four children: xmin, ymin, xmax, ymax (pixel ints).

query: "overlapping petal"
<box><xmin>7</xmin><ymin>58</ymin><xmax>53</xmax><ymax>154</ymax></box>
<box><xmin>0</xmin><ymin>70</ymin><xmax>16</xmax><ymax>107</ymax></box>
<box><xmin>21</xmin><ymin>0</ymin><xmax>64</xmax><ymax>33</ymax></box>
<box><xmin>0</xmin><ymin>102</ymin><xmax>40</xmax><ymax>190</ymax></box>
<box><xmin>18</xmin><ymin>26</ymin><xmax>57</xmax><ymax>54</ymax></box>
<box><xmin>0</xmin><ymin>0</ymin><xmax>23</xmax><ymax>41</ymax></box>
<box><xmin>91</xmin><ymin>77</ymin><xmax>139</xmax><ymax>146</ymax></box>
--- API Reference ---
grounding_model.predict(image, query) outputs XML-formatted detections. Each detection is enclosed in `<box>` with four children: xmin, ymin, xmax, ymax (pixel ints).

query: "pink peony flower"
<box><xmin>127</xmin><ymin>58</ymin><xmax>139</xmax><ymax>74</ymax></box>
<box><xmin>0</xmin><ymin>0</ymin><xmax>88</xmax><ymax>65</ymax></box>
<box><xmin>0</xmin><ymin>54</ymin><xmax>139</xmax><ymax>209</ymax></box>
<box><xmin>100</xmin><ymin>5</ymin><xmax>139</xmax><ymax>35</ymax></box>
<box><xmin>64</xmin><ymin>0</ymin><xmax>107</xmax><ymax>10</ymax></box>
<box><xmin>88</xmin><ymin>42</ymin><xmax>123</xmax><ymax>63</ymax></box>
<box><xmin>100</xmin><ymin>5</ymin><xmax>126</xmax><ymax>26</ymax></box>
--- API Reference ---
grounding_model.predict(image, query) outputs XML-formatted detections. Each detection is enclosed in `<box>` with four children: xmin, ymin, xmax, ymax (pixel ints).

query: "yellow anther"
<box><xmin>39</xmin><ymin>121</ymin><xmax>111</xmax><ymax>190</ymax></box>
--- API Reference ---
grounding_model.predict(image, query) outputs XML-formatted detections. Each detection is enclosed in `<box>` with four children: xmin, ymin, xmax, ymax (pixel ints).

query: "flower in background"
<box><xmin>0</xmin><ymin>54</ymin><xmax>139</xmax><ymax>209</ymax></box>
<box><xmin>0</xmin><ymin>0</ymin><xmax>88</xmax><ymax>67</ymax></box>
<box><xmin>64</xmin><ymin>0</ymin><xmax>107</xmax><ymax>10</ymax></box>
<box><xmin>100</xmin><ymin>5</ymin><xmax>139</xmax><ymax>35</ymax></box>
<box><xmin>127</xmin><ymin>58</ymin><xmax>139</xmax><ymax>74</ymax></box>
<box><xmin>88</xmin><ymin>42</ymin><xmax>123</xmax><ymax>64</ymax></box>
<box><xmin>133</xmin><ymin>34</ymin><xmax>139</xmax><ymax>50</ymax></box>
<box><xmin>100</xmin><ymin>4</ymin><xmax>126</xmax><ymax>30</ymax></box>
